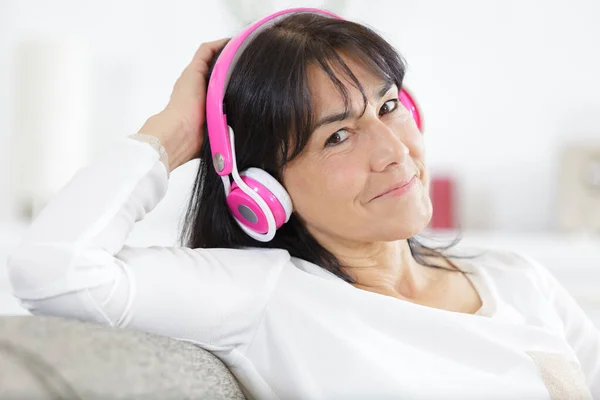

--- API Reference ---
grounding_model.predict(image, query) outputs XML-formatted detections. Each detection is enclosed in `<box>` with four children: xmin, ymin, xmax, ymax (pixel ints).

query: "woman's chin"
<box><xmin>372</xmin><ymin>203</ymin><xmax>433</xmax><ymax>240</ymax></box>
<box><xmin>358</xmin><ymin>213</ymin><xmax>431</xmax><ymax>241</ymax></box>
<box><xmin>373</xmin><ymin>190</ymin><xmax>432</xmax><ymax>218</ymax></box>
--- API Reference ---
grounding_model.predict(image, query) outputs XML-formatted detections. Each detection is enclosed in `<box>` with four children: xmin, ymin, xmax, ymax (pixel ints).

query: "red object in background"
<box><xmin>429</xmin><ymin>176</ymin><xmax>455</xmax><ymax>230</ymax></box>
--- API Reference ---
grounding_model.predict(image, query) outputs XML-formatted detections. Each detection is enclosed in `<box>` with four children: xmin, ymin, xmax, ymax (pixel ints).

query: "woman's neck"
<box><xmin>323</xmin><ymin>238</ymin><xmax>447</xmax><ymax>302</ymax></box>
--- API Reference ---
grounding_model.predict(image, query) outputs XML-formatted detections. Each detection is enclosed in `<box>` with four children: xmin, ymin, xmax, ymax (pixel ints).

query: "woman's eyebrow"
<box><xmin>313</xmin><ymin>110</ymin><xmax>353</xmax><ymax>130</ymax></box>
<box><xmin>374</xmin><ymin>81</ymin><xmax>394</xmax><ymax>102</ymax></box>
<box><xmin>313</xmin><ymin>81</ymin><xmax>395</xmax><ymax>130</ymax></box>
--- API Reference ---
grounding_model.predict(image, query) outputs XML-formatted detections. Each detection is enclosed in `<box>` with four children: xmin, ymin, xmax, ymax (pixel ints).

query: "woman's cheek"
<box><xmin>402</xmin><ymin>124</ymin><xmax>425</xmax><ymax>158</ymax></box>
<box><xmin>411</xmin><ymin>135</ymin><xmax>426</xmax><ymax>159</ymax></box>
<box><xmin>389</xmin><ymin>112</ymin><xmax>423</xmax><ymax>154</ymax></box>
<box><xmin>325</xmin><ymin>160</ymin><xmax>365</xmax><ymax>202</ymax></box>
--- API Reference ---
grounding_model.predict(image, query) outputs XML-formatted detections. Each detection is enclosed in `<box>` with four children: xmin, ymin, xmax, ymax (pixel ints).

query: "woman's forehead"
<box><xmin>309</xmin><ymin>55</ymin><xmax>382</xmax><ymax>89</ymax></box>
<box><xmin>307</xmin><ymin>60</ymin><xmax>393</xmax><ymax>113</ymax></box>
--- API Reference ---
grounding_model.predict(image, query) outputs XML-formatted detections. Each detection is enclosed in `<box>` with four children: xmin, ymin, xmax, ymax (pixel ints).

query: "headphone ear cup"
<box><xmin>227</xmin><ymin>168</ymin><xmax>292</xmax><ymax>234</ymax></box>
<box><xmin>242</xmin><ymin>168</ymin><xmax>293</xmax><ymax>220</ymax></box>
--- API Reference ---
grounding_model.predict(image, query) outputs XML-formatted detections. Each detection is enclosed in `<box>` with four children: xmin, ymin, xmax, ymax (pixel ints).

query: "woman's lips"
<box><xmin>372</xmin><ymin>175</ymin><xmax>418</xmax><ymax>201</ymax></box>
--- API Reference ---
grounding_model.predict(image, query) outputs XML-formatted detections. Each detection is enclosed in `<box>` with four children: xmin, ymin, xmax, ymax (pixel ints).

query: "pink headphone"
<box><xmin>205</xmin><ymin>7</ymin><xmax>424</xmax><ymax>242</ymax></box>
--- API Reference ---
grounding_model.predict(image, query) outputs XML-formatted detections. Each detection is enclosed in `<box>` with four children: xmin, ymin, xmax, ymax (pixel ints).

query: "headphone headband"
<box><xmin>206</xmin><ymin>7</ymin><xmax>341</xmax><ymax>176</ymax></box>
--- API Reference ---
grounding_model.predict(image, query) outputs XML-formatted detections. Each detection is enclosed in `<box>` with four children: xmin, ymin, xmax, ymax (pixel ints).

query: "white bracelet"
<box><xmin>127</xmin><ymin>133</ymin><xmax>170</xmax><ymax>177</ymax></box>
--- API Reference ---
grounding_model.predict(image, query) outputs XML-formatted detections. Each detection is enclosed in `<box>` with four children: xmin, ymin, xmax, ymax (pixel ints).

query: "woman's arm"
<box><xmin>7</xmin><ymin>38</ymin><xmax>286</xmax><ymax>352</ymax></box>
<box><xmin>6</xmin><ymin>136</ymin><xmax>285</xmax><ymax>351</ymax></box>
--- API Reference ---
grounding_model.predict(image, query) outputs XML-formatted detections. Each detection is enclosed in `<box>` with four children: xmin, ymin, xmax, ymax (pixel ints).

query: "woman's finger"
<box><xmin>189</xmin><ymin>38</ymin><xmax>230</xmax><ymax>72</ymax></box>
<box><xmin>170</xmin><ymin>38</ymin><xmax>229</xmax><ymax>100</ymax></box>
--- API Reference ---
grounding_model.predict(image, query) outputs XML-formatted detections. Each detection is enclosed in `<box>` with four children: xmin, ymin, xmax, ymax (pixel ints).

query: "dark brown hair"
<box><xmin>178</xmin><ymin>12</ymin><xmax>467</xmax><ymax>282</ymax></box>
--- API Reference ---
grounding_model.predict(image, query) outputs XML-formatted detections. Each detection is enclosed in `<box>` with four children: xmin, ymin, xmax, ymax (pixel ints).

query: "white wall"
<box><xmin>0</xmin><ymin>0</ymin><xmax>240</xmax><ymax>229</ymax></box>
<box><xmin>1</xmin><ymin>0</ymin><xmax>600</xmax><ymax>233</ymax></box>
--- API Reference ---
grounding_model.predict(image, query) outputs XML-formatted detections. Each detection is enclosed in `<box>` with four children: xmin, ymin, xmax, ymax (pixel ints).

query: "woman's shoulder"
<box><xmin>196</xmin><ymin>247</ymin><xmax>291</xmax><ymax>280</ymax></box>
<box><xmin>446</xmin><ymin>245</ymin><xmax>554</xmax><ymax>294</ymax></box>
<box><xmin>449</xmin><ymin>244</ymin><xmax>562</xmax><ymax>302</ymax></box>
<box><xmin>194</xmin><ymin>246</ymin><xmax>293</xmax><ymax>272</ymax></box>
<box><xmin>204</xmin><ymin>245</ymin><xmax>291</xmax><ymax>260</ymax></box>
<box><xmin>446</xmin><ymin>245</ymin><xmax>544</xmax><ymax>274</ymax></box>
<box><xmin>448</xmin><ymin>245</ymin><xmax>567</xmax><ymax>325</ymax></box>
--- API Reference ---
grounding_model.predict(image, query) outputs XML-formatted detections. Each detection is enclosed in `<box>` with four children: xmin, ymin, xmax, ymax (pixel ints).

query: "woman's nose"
<box><xmin>368</xmin><ymin>121</ymin><xmax>410</xmax><ymax>172</ymax></box>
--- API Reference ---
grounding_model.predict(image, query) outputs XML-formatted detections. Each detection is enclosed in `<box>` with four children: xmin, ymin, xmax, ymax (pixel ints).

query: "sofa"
<box><xmin>0</xmin><ymin>316</ymin><xmax>246</xmax><ymax>399</ymax></box>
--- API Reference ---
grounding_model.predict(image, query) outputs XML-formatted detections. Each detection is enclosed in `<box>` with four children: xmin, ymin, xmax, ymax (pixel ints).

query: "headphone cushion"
<box><xmin>228</xmin><ymin>168</ymin><xmax>292</xmax><ymax>231</ymax></box>
<box><xmin>242</xmin><ymin>168</ymin><xmax>293</xmax><ymax>216</ymax></box>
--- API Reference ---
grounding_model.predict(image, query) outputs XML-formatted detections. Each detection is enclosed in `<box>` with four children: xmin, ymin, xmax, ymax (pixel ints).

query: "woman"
<box><xmin>7</xmin><ymin>8</ymin><xmax>599</xmax><ymax>399</ymax></box>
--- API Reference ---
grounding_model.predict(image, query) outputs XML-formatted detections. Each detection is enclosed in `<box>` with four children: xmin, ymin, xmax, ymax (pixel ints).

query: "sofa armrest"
<box><xmin>0</xmin><ymin>316</ymin><xmax>246</xmax><ymax>399</ymax></box>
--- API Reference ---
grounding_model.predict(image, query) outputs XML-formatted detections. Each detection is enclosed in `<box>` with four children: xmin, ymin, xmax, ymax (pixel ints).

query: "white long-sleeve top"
<box><xmin>7</xmin><ymin>136</ymin><xmax>600</xmax><ymax>400</ymax></box>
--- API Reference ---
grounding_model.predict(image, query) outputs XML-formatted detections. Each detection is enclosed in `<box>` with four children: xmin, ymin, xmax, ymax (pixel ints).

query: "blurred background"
<box><xmin>0</xmin><ymin>0</ymin><xmax>599</xmax><ymax>324</ymax></box>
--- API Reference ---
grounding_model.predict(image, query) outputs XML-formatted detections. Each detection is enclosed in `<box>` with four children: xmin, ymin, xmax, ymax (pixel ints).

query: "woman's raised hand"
<box><xmin>138</xmin><ymin>38</ymin><xmax>229</xmax><ymax>172</ymax></box>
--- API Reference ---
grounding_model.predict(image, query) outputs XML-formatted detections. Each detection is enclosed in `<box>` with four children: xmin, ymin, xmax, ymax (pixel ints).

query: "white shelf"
<box><xmin>419</xmin><ymin>229</ymin><xmax>600</xmax><ymax>270</ymax></box>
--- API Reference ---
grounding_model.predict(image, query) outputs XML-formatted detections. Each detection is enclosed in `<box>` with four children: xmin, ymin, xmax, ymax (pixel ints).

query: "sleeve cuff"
<box><xmin>126</xmin><ymin>133</ymin><xmax>170</xmax><ymax>178</ymax></box>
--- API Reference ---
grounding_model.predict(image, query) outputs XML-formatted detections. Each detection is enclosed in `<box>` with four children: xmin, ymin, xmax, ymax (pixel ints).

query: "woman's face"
<box><xmin>282</xmin><ymin>55</ymin><xmax>432</xmax><ymax>247</ymax></box>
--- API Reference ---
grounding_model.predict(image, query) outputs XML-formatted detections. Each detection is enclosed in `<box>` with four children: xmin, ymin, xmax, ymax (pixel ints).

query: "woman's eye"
<box><xmin>379</xmin><ymin>99</ymin><xmax>399</xmax><ymax>116</ymax></box>
<box><xmin>325</xmin><ymin>129</ymin><xmax>350</xmax><ymax>147</ymax></box>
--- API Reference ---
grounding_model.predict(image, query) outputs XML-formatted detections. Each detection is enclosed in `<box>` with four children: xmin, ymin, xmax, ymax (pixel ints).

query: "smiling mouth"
<box><xmin>372</xmin><ymin>175</ymin><xmax>418</xmax><ymax>201</ymax></box>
